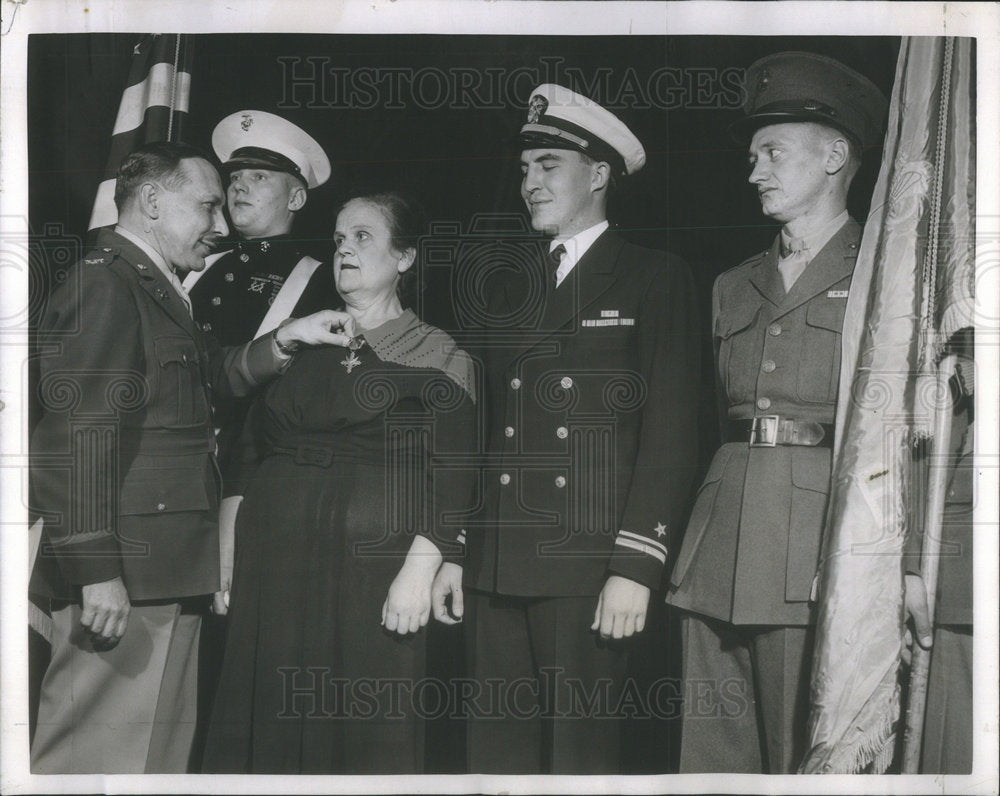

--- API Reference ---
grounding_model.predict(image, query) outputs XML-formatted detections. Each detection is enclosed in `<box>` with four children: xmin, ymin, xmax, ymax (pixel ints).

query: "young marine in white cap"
<box><xmin>185</xmin><ymin>110</ymin><xmax>336</xmax><ymax>346</ymax></box>
<box><xmin>183</xmin><ymin>112</ymin><xmax>340</xmax><ymax>650</ymax></box>
<box><xmin>432</xmin><ymin>84</ymin><xmax>700</xmax><ymax>774</ymax></box>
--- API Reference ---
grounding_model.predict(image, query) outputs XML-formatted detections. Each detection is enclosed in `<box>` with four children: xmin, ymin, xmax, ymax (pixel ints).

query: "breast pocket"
<box><xmin>717</xmin><ymin>305</ymin><xmax>762</xmax><ymax>404</ymax></box>
<box><xmin>151</xmin><ymin>336</ymin><xmax>209</xmax><ymax>428</ymax></box>
<box><xmin>796</xmin><ymin>300</ymin><xmax>845</xmax><ymax>404</ymax></box>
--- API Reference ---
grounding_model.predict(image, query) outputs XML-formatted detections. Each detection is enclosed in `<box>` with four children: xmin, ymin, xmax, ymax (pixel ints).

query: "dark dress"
<box><xmin>203</xmin><ymin>310</ymin><xmax>476</xmax><ymax>774</ymax></box>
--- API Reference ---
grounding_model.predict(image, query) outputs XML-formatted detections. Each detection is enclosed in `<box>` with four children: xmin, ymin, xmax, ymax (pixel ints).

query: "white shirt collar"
<box><xmin>550</xmin><ymin>220</ymin><xmax>609</xmax><ymax>287</ymax></box>
<box><xmin>114</xmin><ymin>225</ymin><xmax>192</xmax><ymax>315</ymax></box>
<box><xmin>114</xmin><ymin>225</ymin><xmax>173</xmax><ymax>278</ymax></box>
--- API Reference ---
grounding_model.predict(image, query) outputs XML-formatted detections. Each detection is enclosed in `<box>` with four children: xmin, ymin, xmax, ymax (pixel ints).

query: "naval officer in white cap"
<box><xmin>432</xmin><ymin>84</ymin><xmax>700</xmax><ymax>773</ymax></box>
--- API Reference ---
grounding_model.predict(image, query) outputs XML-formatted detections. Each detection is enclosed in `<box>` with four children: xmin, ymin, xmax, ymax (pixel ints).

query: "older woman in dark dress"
<box><xmin>203</xmin><ymin>192</ymin><xmax>476</xmax><ymax>774</ymax></box>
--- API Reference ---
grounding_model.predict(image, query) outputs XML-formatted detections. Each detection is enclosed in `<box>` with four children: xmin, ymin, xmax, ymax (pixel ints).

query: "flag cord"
<box><xmin>167</xmin><ymin>34</ymin><xmax>181</xmax><ymax>141</ymax></box>
<box><xmin>920</xmin><ymin>37</ymin><xmax>954</xmax><ymax>367</ymax></box>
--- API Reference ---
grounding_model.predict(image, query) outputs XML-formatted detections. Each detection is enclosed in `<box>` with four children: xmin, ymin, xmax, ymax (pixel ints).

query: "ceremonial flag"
<box><xmin>800</xmin><ymin>36</ymin><xmax>975</xmax><ymax>774</ymax></box>
<box><xmin>87</xmin><ymin>34</ymin><xmax>193</xmax><ymax>230</ymax></box>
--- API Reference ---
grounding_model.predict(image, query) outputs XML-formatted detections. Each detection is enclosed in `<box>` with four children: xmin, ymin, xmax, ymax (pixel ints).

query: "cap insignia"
<box><xmin>240</xmin><ymin>113</ymin><xmax>254</xmax><ymax>132</ymax></box>
<box><xmin>757</xmin><ymin>67</ymin><xmax>770</xmax><ymax>94</ymax></box>
<box><xmin>527</xmin><ymin>94</ymin><xmax>548</xmax><ymax>124</ymax></box>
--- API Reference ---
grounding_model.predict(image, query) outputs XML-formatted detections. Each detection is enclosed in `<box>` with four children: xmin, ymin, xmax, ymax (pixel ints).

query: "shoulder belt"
<box><xmin>254</xmin><ymin>255</ymin><xmax>324</xmax><ymax>337</ymax></box>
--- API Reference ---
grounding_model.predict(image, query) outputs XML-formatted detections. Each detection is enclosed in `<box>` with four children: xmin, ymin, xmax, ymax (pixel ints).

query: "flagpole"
<box><xmin>901</xmin><ymin>351</ymin><xmax>958</xmax><ymax>772</ymax></box>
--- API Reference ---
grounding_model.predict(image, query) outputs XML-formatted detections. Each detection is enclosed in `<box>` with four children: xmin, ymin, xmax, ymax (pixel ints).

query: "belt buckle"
<box><xmin>294</xmin><ymin>445</ymin><xmax>333</xmax><ymax>467</ymax></box>
<box><xmin>749</xmin><ymin>415</ymin><xmax>780</xmax><ymax>447</ymax></box>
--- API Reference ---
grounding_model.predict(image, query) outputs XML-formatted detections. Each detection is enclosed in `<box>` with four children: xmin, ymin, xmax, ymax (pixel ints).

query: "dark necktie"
<box><xmin>549</xmin><ymin>243</ymin><xmax>566</xmax><ymax>289</ymax></box>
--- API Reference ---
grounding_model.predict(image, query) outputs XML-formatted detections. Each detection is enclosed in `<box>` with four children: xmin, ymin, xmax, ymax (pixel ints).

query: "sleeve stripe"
<box><xmin>614</xmin><ymin>536</ymin><xmax>666</xmax><ymax>564</ymax></box>
<box><xmin>618</xmin><ymin>529</ymin><xmax>667</xmax><ymax>556</ymax></box>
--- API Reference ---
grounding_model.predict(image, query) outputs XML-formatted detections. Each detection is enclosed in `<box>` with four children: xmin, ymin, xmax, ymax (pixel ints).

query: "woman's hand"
<box><xmin>381</xmin><ymin>535</ymin><xmax>443</xmax><ymax>636</ymax></box>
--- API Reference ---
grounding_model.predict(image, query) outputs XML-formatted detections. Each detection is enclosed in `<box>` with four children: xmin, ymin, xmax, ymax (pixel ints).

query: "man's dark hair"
<box><xmin>113</xmin><ymin>141</ymin><xmax>213</xmax><ymax>212</ymax></box>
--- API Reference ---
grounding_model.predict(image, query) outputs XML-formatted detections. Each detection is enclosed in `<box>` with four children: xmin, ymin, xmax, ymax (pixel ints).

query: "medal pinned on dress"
<box><xmin>341</xmin><ymin>336</ymin><xmax>365</xmax><ymax>373</ymax></box>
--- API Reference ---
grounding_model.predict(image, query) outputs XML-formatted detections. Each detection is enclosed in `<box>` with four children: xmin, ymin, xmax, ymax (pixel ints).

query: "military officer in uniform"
<box><xmin>665</xmin><ymin>53</ymin><xmax>888</xmax><ymax>773</ymax></box>
<box><xmin>29</xmin><ymin>142</ymin><xmax>354</xmax><ymax>773</ymax></box>
<box><xmin>433</xmin><ymin>84</ymin><xmax>700</xmax><ymax>773</ymax></box>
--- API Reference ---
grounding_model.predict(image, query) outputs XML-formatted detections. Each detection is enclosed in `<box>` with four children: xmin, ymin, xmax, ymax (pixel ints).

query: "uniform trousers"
<box><xmin>31</xmin><ymin>601</ymin><xmax>201</xmax><ymax>773</ymax></box>
<box><xmin>921</xmin><ymin>626</ymin><xmax>973</xmax><ymax>774</ymax></box>
<box><xmin>465</xmin><ymin>590</ymin><xmax>627</xmax><ymax>774</ymax></box>
<box><xmin>677</xmin><ymin>612</ymin><xmax>813</xmax><ymax>773</ymax></box>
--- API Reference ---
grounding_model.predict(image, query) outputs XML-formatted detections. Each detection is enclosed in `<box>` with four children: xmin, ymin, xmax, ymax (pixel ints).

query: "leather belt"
<box><xmin>270</xmin><ymin>443</ymin><xmax>335</xmax><ymax>467</ymax></box>
<box><xmin>726</xmin><ymin>416</ymin><xmax>833</xmax><ymax>448</ymax></box>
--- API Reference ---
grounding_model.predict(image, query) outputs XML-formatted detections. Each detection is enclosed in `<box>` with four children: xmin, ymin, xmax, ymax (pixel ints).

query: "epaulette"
<box><xmin>718</xmin><ymin>247</ymin><xmax>768</xmax><ymax>282</ymax></box>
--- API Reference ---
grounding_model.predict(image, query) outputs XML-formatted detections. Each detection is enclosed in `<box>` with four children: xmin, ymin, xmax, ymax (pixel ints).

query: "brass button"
<box><xmin>510</xmin><ymin>378</ymin><xmax>522</xmax><ymax>390</ymax></box>
<box><xmin>556</xmin><ymin>426</ymin><xmax>568</xmax><ymax>439</ymax></box>
<box><xmin>768</xmin><ymin>323</ymin><xmax>782</xmax><ymax>336</ymax></box>
<box><xmin>504</xmin><ymin>426</ymin><xmax>515</xmax><ymax>438</ymax></box>
<box><xmin>560</xmin><ymin>376</ymin><xmax>573</xmax><ymax>389</ymax></box>
<box><xmin>756</xmin><ymin>397</ymin><xmax>772</xmax><ymax>410</ymax></box>
<box><xmin>554</xmin><ymin>476</ymin><xmax>567</xmax><ymax>488</ymax></box>
<box><xmin>761</xmin><ymin>360</ymin><xmax>776</xmax><ymax>373</ymax></box>
<box><xmin>499</xmin><ymin>473</ymin><xmax>511</xmax><ymax>485</ymax></box>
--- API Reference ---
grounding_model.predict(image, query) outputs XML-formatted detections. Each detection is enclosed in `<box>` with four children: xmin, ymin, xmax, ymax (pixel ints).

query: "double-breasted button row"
<box><xmin>499</xmin><ymin>473</ymin><xmax>567</xmax><ymax>488</ymax></box>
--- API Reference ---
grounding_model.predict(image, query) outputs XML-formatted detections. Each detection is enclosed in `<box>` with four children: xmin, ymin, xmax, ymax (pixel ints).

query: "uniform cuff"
<box><xmin>608</xmin><ymin>530</ymin><xmax>667</xmax><ymax>590</ymax></box>
<box><xmin>440</xmin><ymin>528</ymin><xmax>467</xmax><ymax>566</ymax></box>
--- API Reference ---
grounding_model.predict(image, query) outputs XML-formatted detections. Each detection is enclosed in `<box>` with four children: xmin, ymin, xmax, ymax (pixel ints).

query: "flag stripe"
<box><xmin>88</xmin><ymin>34</ymin><xmax>193</xmax><ymax>232</ymax></box>
<box><xmin>88</xmin><ymin>180</ymin><xmax>118</xmax><ymax>231</ymax></box>
<box><xmin>112</xmin><ymin>64</ymin><xmax>191</xmax><ymax>136</ymax></box>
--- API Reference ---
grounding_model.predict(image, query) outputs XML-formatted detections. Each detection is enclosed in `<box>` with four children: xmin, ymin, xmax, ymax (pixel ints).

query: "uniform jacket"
<box><xmin>465</xmin><ymin>228</ymin><xmax>700</xmax><ymax>597</ymax></box>
<box><xmin>30</xmin><ymin>229</ymin><xmax>284</xmax><ymax>602</ymax></box>
<box><xmin>186</xmin><ymin>237</ymin><xmax>338</xmax><ymax>492</ymax></box>
<box><xmin>667</xmin><ymin>219</ymin><xmax>860</xmax><ymax>626</ymax></box>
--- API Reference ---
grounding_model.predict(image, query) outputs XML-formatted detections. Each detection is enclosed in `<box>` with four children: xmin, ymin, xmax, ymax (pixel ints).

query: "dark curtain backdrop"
<box><xmin>25</xmin><ymin>32</ymin><xmax>899</xmax><ymax>773</ymax></box>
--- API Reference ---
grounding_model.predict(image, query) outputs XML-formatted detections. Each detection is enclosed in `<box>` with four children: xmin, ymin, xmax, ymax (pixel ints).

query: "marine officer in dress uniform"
<box><xmin>432</xmin><ymin>84</ymin><xmax>700</xmax><ymax>773</ymax></box>
<box><xmin>665</xmin><ymin>53</ymin><xmax>888</xmax><ymax>773</ymax></box>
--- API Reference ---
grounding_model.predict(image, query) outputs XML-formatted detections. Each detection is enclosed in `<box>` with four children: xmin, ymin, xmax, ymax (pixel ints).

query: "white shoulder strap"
<box><xmin>182</xmin><ymin>250</ymin><xmax>230</xmax><ymax>291</ymax></box>
<box><xmin>254</xmin><ymin>255</ymin><xmax>324</xmax><ymax>338</ymax></box>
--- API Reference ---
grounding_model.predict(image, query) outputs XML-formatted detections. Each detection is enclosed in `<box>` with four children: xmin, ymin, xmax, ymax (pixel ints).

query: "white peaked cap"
<box><xmin>212</xmin><ymin>110</ymin><xmax>331</xmax><ymax>189</ymax></box>
<box><xmin>517</xmin><ymin>83</ymin><xmax>646</xmax><ymax>175</ymax></box>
